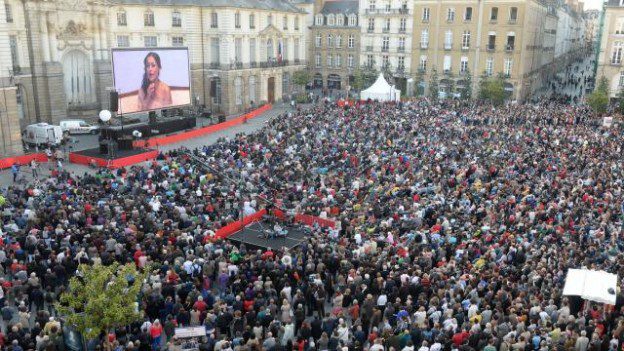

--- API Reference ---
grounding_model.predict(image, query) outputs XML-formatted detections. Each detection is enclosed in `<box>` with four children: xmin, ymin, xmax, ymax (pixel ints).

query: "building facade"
<box><xmin>410</xmin><ymin>0</ymin><xmax>586</xmax><ymax>102</ymax></box>
<box><xmin>0</xmin><ymin>0</ymin><xmax>307</xmax><ymax>156</ymax></box>
<box><xmin>359</xmin><ymin>0</ymin><xmax>412</xmax><ymax>94</ymax></box>
<box><xmin>597</xmin><ymin>0</ymin><xmax>624</xmax><ymax>97</ymax></box>
<box><xmin>310</xmin><ymin>0</ymin><xmax>360</xmax><ymax>92</ymax></box>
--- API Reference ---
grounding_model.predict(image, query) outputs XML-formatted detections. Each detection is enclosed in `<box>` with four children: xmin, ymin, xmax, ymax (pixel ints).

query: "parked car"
<box><xmin>60</xmin><ymin>119</ymin><xmax>100</xmax><ymax>135</ymax></box>
<box><xmin>22</xmin><ymin>123</ymin><xmax>65</xmax><ymax>147</ymax></box>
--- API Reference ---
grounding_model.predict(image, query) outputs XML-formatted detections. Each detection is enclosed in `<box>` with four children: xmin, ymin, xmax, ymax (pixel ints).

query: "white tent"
<box><xmin>562</xmin><ymin>268</ymin><xmax>618</xmax><ymax>305</ymax></box>
<box><xmin>360</xmin><ymin>73</ymin><xmax>400</xmax><ymax>102</ymax></box>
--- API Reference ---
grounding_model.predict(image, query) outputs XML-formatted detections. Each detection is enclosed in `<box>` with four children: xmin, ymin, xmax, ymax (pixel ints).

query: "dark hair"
<box><xmin>141</xmin><ymin>52</ymin><xmax>162</xmax><ymax>95</ymax></box>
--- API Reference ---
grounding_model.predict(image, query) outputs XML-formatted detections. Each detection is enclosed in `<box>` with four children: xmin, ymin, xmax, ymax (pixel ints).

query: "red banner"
<box><xmin>69</xmin><ymin>150</ymin><xmax>159</xmax><ymax>169</ymax></box>
<box><xmin>0</xmin><ymin>153</ymin><xmax>48</xmax><ymax>169</ymax></box>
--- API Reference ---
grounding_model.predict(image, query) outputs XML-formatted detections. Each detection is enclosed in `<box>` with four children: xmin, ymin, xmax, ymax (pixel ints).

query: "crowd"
<box><xmin>0</xmin><ymin>98</ymin><xmax>623</xmax><ymax>351</ymax></box>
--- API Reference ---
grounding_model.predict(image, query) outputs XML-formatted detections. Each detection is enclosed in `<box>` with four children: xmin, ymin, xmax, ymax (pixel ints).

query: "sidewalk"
<box><xmin>0</xmin><ymin>103</ymin><xmax>292</xmax><ymax>188</ymax></box>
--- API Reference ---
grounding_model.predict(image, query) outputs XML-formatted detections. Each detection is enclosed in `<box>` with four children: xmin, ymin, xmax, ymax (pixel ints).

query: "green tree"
<box><xmin>478</xmin><ymin>74</ymin><xmax>506</xmax><ymax>105</ymax></box>
<box><xmin>618</xmin><ymin>87</ymin><xmax>624</xmax><ymax>114</ymax></box>
<box><xmin>415</xmin><ymin>69</ymin><xmax>425</xmax><ymax>97</ymax></box>
<box><xmin>429</xmin><ymin>68</ymin><xmax>439</xmax><ymax>101</ymax></box>
<box><xmin>446</xmin><ymin>71</ymin><xmax>456</xmax><ymax>98</ymax></box>
<box><xmin>292</xmin><ymin>70</ymin><xmax>311</xmax><ymax>94</ymax></box>
<box><xmin>597</xmin><ymin>76</ymin><xmax>609</xmax><ymax>95</ymax></box>
<box><xmin>56</xmin><ymin>263</ymin><xmax>147</xmax><ymax>340</ymax></box>
<box><xmin>352</xmin><ymin>68</ymin><xmax>378</xmax><ymax>92</ymax></box>
<box><xmin>587</xmin><ymin>89</ymin><xmax>609</xmax><ymax>114</ymax></box>
<box><xmin>461</xmin><ymin>68</ymin><xmax>473</xmax><ymax>100</ymax></box>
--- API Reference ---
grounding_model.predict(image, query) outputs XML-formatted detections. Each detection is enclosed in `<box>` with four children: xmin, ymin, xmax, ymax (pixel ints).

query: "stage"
<box><xmin>69</xmin><ymin>147</ymin><xmax>158</xmax><ymax>169</ymax></box>
<box><xmin>227</xmin><ymin>221</ymin><xmax>309</xmax><ymax>250</ymax></box>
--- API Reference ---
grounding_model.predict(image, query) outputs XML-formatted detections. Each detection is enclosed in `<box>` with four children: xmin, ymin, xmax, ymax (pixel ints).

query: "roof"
<box><xmin>606</xmin><ymin>0</ymin><xmax>623</xmax><ymax>6</ymax></box>
<box><xmin>113</xmin><ymin>0</ymin><xmax>305</xmax><ymax>13</ymax></box>
<box><xmin>320</xmin><ymin>1</ymin><xmax>358</xmax><ymax>15</ymax></box>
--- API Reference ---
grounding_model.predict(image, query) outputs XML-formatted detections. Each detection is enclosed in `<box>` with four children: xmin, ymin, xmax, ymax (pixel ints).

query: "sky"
<box><xmin>584</xmin><ymin>0</ymin><xmax>603</xmax><ymax>10</ymax></box>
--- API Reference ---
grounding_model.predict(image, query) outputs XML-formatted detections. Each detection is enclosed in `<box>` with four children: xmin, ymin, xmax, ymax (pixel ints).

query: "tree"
<box><xmin>446</xmin><ymin>71</ymin><xmax>456</xmax><ymax>98</ymax></box>
<box><xmin>461</xmin><ymin>69</ymin><xmax>473</xmax><ymax>100</ymax></box>
<box><xmin>587</xmin><ymin>75</ymin><xmax>610</xmax><ymax>114</ymax></box>
<box><xmin>415</xmin><ymin>69</ymin><xmax>425</xmax><ymax>97</ymax></box>
<box><xmin>478</xmin><ymin>74</ymin><xmax>506</xmax><ymax>105</ymax></box>
<box><xmin>56</xmin><ymin>263</ymin><xmax>147</xmax><ymax>340</ymax></box>
<box><xmin>429</xmin><ymin>68</ymin><xmax>439</xmax><ymax>101</ymax></box>
<box><xmin>597</xmin><ymin>76</ymin><xmax>609</xmax><ymax>96</ymax></box>
<box><xmin>352</xmin><ymin>68</ymin><xmax>378</xmax><ymax>92</ymax></box>
<box><xmin>292</xmin><ymin>70</ymin><xmax>311</xmax><ymax>94</ymax></box>
<box><xmin>618</xmin><ymin>87</ymin><xmax>624</xmax><ymax>114</ymax></box>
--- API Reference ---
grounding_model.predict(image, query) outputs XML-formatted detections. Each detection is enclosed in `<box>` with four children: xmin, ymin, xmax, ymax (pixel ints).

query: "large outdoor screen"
<box><xmin>111</xmin><ymin>47</ymin><xmax>191</xmax><ymax>114</ymax></box>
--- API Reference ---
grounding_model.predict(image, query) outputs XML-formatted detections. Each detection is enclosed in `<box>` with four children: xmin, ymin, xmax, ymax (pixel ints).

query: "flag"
<box><xmin>278</xmin><ymin>40</ymin><xmax>283</xmax><ymax>63</ymax></box>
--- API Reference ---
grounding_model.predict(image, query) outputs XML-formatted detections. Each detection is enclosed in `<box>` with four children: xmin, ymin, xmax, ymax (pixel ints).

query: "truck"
<box><xmin>22</xmin><ymin>123</ymin><xmax>65</xmax><ymax>147</ymax></box>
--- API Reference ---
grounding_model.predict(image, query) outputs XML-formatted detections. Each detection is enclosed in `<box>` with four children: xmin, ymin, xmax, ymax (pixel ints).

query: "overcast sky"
<box><xmin>584</xmin><ymin>0</ymin><xmax>603</xmax><ymax>10</ymax></box>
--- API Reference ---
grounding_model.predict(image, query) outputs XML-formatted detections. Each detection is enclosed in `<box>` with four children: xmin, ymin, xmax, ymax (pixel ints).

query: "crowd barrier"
<box><xmin>69</xmin><ymin>150</ymin><xmax>159</xmax><ymax>169</ymax></box>
<box><xmin>133</xmin><ymin>104</ymin><xmax>272</xmax><ymax>148</ymax></box>
<box><xmin>0</xmin><ymin>153</ymin><xmax>48</xmax><ymax>170</ymax></box>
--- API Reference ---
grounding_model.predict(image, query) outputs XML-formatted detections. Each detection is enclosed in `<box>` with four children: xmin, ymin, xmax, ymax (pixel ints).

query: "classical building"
<box><xmin>410</xmin><ymin>0</ymin><xmax>587</xmax><ymax>102</ymax></box>
<box><xmin>359</xmin><ymin>0</ymin><xmax>412</xmax><ymax>93</ymax></box>
<box><xmin>0</xmin><ymin>0</ymin><xmax>307</xmax><ymax>156</ymax></box>
<box><xmin>309</xmin><ymin>0</ymin><xmax>360</xmax><ymax>92</ymax></box>
<box><xmin>597</xmin><ymin>0</ymin><xmax>624</xmax><ymax>97</ymax></box>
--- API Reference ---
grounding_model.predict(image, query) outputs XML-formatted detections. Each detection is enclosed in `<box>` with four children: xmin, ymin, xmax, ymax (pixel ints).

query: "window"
<box><xmin>460</xmin><ymin>57</ymin><xmax>468</xmax><ymax>73</ymax></box>
<box><xmin>348</xmin><ymin>54</ymin><xmax>354</xmax><ymax>68</ymax></box>
<box><xmin>384</xmin><ymin>18</ymin><xmax>390</xmax><ymax>31</ymax></box>
<box><xmin>316</xmin><ymin>14</ymin><xmax>323</xmax><ymax>26</ymax></box>
<box><xmin>295</xmin><ymin>16</ymin><xmax>300</xmax><ymax>30</ymax></box>
<box><xmin>327</xmin><ymin>54</ymin><xmax>332</xmax><ymax>67</ymax></box>
<box><xmin>488</xmin><ymin>34</ymin><xmax>496</xmax><ymax>50</ymax></box>
<box><xmin>490</xmin><ymin>7</ymin><xmax>498</xmax><ymax>21</ymax></box>
<box><xmin>368</xmin><ymin>18</ymin><xmax>375</xmax><ymax>30</ymax></box>
<box><xmin>444</xmin><ymin>30</ymin><xmax>453</xmax><ymax>49</ymax></box>
<box><xmin>398</xmin><ymin>56</ymin><xmax>405</xmax><ymax>70</ymax></box>
<box><xmin>144</xmin><ymin>11</ymin><xmax>154</xmax><ymax>26</ymax></box>
<box><xmin>5</xmin><ymin>3</ymin><xmax>12</xmax><ymax>23</ymax></box>
<box><xmin>612</xmin><ymin>42</ymin><xmax>623</xmax><ymax>64</ymax></box>
<box><xmin>447</xmin><ymin>8</ymin><xmax>455</xmax><ymax>22</ymax></box>
<box><xmin>211</xmin><ymin>12</ymin><xmax>218</xmax><ymax>28</ymax></box>
<box><xmin>249</xmin><ymin>76</ymin><xmax>256</xmax><ymax>103</ymax></box>
<box><xmin>465</xmin><ymin>7</ymin><xmax>472</xmax><ymax>21</ymax></box>
<box><xmin>211</xmin><ymin>38</ymin><xmax>220</xmax><ymax>65</ymax></box>
<box><xmin>266</xmin><ymin>39</ymin><xmax>274</xmax><ymax>60</ymax></box>
<box><xmin>267</xmin><ymin>14</ymin><xmax>272</xmax><ymax>26</ymax></box>
<box><xmin>382</xmin><ymin>36</ymin><xmax>389</xmax><ymax>51</ymax></box>
<box><xmin>367</xmin><ymin>55</ymin><xmax>374</xmax><ymax>67</ymax></box>
<box><xmin>421</xmin><ymin>29</ymin><xmax>429</xmax><ymax>48</ymax></box>
<box><xmin>315</xmin><ymin>53</ymin><xmax>321</xmax><ymax>67</ymax></box>
<box><xmin>117</xmin><ymin>10</ymin><xmax>127</xmax><ymax>26</ymax></box>
<box><xmin>235</xmin><ymin>77</ymin><xmax>242</xmax><ymax>106</ymax></box>
<box><xmin>294</xmin><ymin>38</ymin><xmax>300</xmax><ymax>60</ymax></box>
<box><xmin>327</xmin><ymin>34</ymin><xmax>333</xmax><ymax>48</ymax></box>
<box><xmin>337</xmin><ymin>15</ymin><xmax>344</xmax><ymax>26</ymax></box>
<box><xmin>422</xmin><ymin>8</ymin><xmax>430</xmax><ymax>21</ymax></box>
<box><xmin>506</xmin><ymin>34</ymin><xmax>515</xmax><ymax>50</ymax></box>
<box><xmin>250</xmin><ymin>38</ymin><xmax>256</xmax><ymax>63</ymax></box>
<box><xmin>235</xmin><ymin>38</ymin><xmax>242</xmax><ymax>62</ymax></box>
<box><xmin>443</xmin><ymin>55</ymin><xmax>451</xmax><ymax>72</ymax></box>
<box><xmin>419</xmin><ymin>55</ymin><xmax>427</xmax><ymax>71</ymax></box>
<box><xmin>335</xmin><ymin>55</ymin><xmax>341</xmax><ymax>67</ymax></box>
<box><xmin>172</xmin><ymin>11</ymin><xmax>182</xmax><ymax>27</ymax></box>
<box><xmin>619</xmin><ymin>72</ymin><xmax>624</xmax><ymax>87</ymax></box>
<box><xmin>283</xmin><ymin>15</ymin><xmax>288</xmax><ymax>30</ymax></box>
<box><xmin>382</xmin><ymin>55</ymin><xmax>389</xmax><ymax>68</ymax></box>
<box><xmin>369</xmin><ymin>0</ymin><xmax>375</xmax><ymax>11</ymax></box>
<box><xmin>349</xmin><ymin>15</ymin><xmax>357</xmax><ymax>27</ymax></box>
<box><xmin>250</xmin><ymin>14</ymin><xmax>255</xmax><ymax>29</ymax></box>
<box><xmin>315</xmin><ymin>34</ymin><xmax>321</xmax><ymax>48</ymax></box>
<box><xmin>385</xmin><ymin>2</ymin><xmax>390</xmax><ymax>12</ymax></box>
<box><xmin>400</xmin><ymin>18</ymin><xmax>406</xmax><ymax>32</ymax></box>
<box><xmin>510</xmin><ymin>7</ymin><xmax>518</xmax><ymax>21</ymax></box>
<box><xmin>144</xmin><ymin>36</ymin><xmax>157</xmax><ymax>47</ymax></box>
<box><xmin>348</xmin><ymin>35</ymin><xmax>355</xmax><ymax>48</ymax></box>
<box><xmin>9</xmin><ymin>36</ymin><xmax>18</xmax><ymax>67</ymax></box>
<box><xmin>172</xmin><ymin>36</ymin><xmax>184</xmax><ymax>46</ymax></box>
<box><xmin>398</xmin><ymin>37</ymin><xmax>405</xmax><ymax>51</ymax></box>
<box><xmin>462</xmin><ymin>31</ymin><xmax>471</xmax><ymax>49</ymax></box>
<box><xmin>486</xmin><ymin>58</ymin><xmax>493</xmax><ymax>76</ymax></box>
<box><xmin>336</xmin><ymin>35</ymin><xmax>342</xmax><ymax>48</ymax></box>
<box><xmin>504</xmin><ymin>58</ymin><xmax>512</xmax><ymax>76</ymax></box>
<box><xmin>235</xmin><ymin>12</ymin><xmax>241</xmax><ymax>28</ymax></box>
<box><xmin>327</xmin><ymin>14</ymin><xmax>336</xmax><ymax>26</ymax></box>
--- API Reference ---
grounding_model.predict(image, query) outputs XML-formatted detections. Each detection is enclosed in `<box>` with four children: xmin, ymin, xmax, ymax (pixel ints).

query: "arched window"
<box><xmin>62</xmin><ymin>50</ymin><xmax>95</xmax><ymax>106</ymax></box>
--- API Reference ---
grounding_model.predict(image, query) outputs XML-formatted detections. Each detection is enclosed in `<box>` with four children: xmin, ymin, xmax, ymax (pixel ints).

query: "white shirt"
<box><xmin>377</xmin><ymin>294</ymin><xmax>387</xmax><ymax>307</ymax></box>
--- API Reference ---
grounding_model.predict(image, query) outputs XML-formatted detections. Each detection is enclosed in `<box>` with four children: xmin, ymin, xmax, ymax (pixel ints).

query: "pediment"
<box><xmin>259</xmin><ymin>24</ymin><xmax>283</xmax><ymax>37</ymax></box>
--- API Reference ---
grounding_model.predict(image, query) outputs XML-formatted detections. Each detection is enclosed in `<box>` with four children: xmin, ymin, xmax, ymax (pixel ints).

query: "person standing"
<box><xmin>11</xmin><ymin>163</ymin><xmax>19</xmax><ymax>183</ymax></box>
<box><xmin>30</xmin><ymin>159</ymin><xmax>38</xmax><ymax>179</ymax></box>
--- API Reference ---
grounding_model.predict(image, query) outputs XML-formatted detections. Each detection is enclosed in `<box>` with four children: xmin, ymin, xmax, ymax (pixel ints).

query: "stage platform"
<box><xmin>227</xmin><ymin>221</ymin><xmax>309</xmax><ymax>250</ymax></box>
<box><xmin>69</xmin><ymin>147</ymin><xmax>158</xmax><ymax>169</ymax></box>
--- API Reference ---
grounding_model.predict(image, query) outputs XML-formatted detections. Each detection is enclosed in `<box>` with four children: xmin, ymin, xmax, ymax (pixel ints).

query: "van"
<box><xmin>22</xmin><ymin>123</ymin><xmax>65</xmax><ymax>146</ymax></box>
<box><xmin>60</xmin><ymin>119</ymin><xmax>99</xmax><ymax>135</ymax></box>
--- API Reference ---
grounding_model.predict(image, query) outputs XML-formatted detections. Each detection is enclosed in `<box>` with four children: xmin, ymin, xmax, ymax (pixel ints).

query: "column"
<box><xmin>40</xmin><ymin>11</ymin><xmax>51</xmax><ymax>62</ymax></box>
<box><xmin>93</xmin><ymin>13</ymin><xmax>102</xmax><ymax>60</ymax></box>
<box><xmin>47</xmin><ymin>12</ymin><xmax>58</xmax><ymax>61</ymax></box>
<box><xmin>100</xmin><ymin>15</ymin><xmax>109</xmax><ymax>59</ymax></box>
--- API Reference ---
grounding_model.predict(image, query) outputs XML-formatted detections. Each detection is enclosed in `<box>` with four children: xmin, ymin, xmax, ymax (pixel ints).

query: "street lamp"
<box><xmin>99</xmin><ymin>110</ymin><xmax>113</xmax><ymax>158</ymax></box>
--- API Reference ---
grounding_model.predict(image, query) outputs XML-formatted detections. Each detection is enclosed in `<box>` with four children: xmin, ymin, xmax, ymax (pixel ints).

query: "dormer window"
<box><xmin>315</xmin><ymin>14</ymin><xmax>324</xmax><ymax>26</ymax></box>
<box><xmin>327</xmin><ymin>14</ymin><xmax>335</xmax><ymax>26</ymax></box>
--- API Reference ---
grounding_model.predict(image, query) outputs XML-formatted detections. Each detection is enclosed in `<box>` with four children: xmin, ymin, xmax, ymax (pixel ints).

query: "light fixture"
<box><xmin>99</xmin><ymin>110</ymin><xmax>112</xmax><ymax>123</ymax></box>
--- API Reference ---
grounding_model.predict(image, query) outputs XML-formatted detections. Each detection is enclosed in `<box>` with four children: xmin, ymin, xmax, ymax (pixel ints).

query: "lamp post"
<box><xmin>99</xmin><ymin>109</ymin><xmax>112</xmax><ymax>158</ymax></box>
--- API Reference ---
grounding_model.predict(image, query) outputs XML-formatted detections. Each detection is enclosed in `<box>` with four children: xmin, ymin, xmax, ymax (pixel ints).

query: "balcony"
<box><xmin>461</xmin><ymin>46</ymin><xmax>470</xmax><ymax>51</ymax></box>
<box><xmin>489</xmin><ymin>19</ymin><xmax>498</xmax><ymax>24</ymax></box>
<box><xmin>610</xmin><ymin>60</ymin><xmax>622</xmax><ymax>66</ymax></box>
<box><xmin>381</xmin><ymin>47</ymin><xmax>389</xmax><ymax>52</ymax></box>
<box><xmin>418</xmin><ymin>68</ymin><xmax>426</xmax><ymax>73</ymax></box>
<box><xmin>250</xmin><ymin>61</ymin><xmax>257</xmax><ymax>68</ymax></box>
<box><xmin>399</xmin><ymin>28</ymin><xmax>406</xmax><ymax>33</ymax></box>
<box><xmin>366</xmin><ymin>45</ymin><xmax>374</xmax><ymax>51</ymax></box>
<box><xmin>230</xmin><ymin>61</ymin><xmax>243</xmax><ymax>69</ymax></box>
<box><xmin>463</xmin><ymin>18</ymin><xmax>472</xmax><ymax>23</ymax></box>
<box><xmin>505</xmin><ymin>44</ymin><xmax>515</xmax><ymax>52</ymax></box>
<box><xmin>420</xmin><ymin>43</ymin><xmax>428</xmax><ymax>49</ymax></box>
<box><xmin>397</xmin><ymin>47</ymin><xmax>405</xmax><ymax>53</ymax></box>
<box><xmin>294</xmin><ymin>59</ymin><xmax>301</xmax><ymax>64</ymax></box>
<box><xmin>459</xmin><ymin>70</ymin><xmax>468</xmax><ymax>76</ymax></box>
<box><xmin>486</xmin><ymin>45</ymin><xmax>496</xmax><ymax>52</ymax></box>
<box><xmin>444</xmin><ymin>44</ymin><xmax>452</xmax><ymax>50</ymax></box>
<box><xmin>446</xmin><ymin>18</ymin><xmax>454</xmax><ymax>23</ymax></box>
<box><xmin>367</xmin><ymin>28</ymin><xmax>375</xmax><ymax>33</ymax></box>
<box><xmin>422</xmin><ymin>18</ymin><xmax>429</xmax><ymax>23</ymax></box>
<box><xmin>210</xmin><ymin>62</ymin><xmax>220</xmax><ymax>69</ymax></box>
<box><xmin>508</xmin><ymin>18</ymin><xmax>517</xmax><ymax>24</ymax></box>
<box><xmin>364</xmin><ymin>8</ymin><xmax>411</xmax><ymax>15</ymax></box>
<box><xmin>382</xmin><ymin>28</ymin><xmax>390</xmax><ymax>33</ymax></box>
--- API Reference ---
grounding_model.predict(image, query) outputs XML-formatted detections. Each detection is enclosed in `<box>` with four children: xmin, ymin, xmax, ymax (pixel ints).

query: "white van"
<box><xmin>22</xmin><ymin>123</ymin><xmax>65</xmax><ymax>146</ymax></box>
<box><xmin>60</xmin><ymin>119</ymin><xmax>99</xmax><ymax>135</ymax></box>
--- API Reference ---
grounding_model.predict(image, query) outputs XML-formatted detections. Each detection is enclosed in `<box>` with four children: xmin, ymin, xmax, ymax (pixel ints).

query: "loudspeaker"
<box><xmin>149</xmin><ymin>111</ymin><xmax>157</xmax><ymax>125</ymax></box>
<box><xmin>218</xmin><ymin>115</ymin><xmax>226</xmax><ymax>123</ymax></box>
<box><xmin>210</xmin><ymin>81</ymin><xmax>217</xmax><ymax>97</ymax></box>
<box><xmin>109</xmin><ymin>91</ymin><xmax>119</xmax><ymax>112</ymax></box>
<box><xmin>99</xmin><ymin>143</ymin><xmax>108</xmax><ymax>155</ymax></box>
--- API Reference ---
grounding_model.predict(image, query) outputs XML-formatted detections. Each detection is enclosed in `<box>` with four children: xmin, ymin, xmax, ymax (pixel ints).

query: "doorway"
<box><xmin>268</xmin><ymin>77</ymin><xmax>275</xmax><ymax>103</ymax></box>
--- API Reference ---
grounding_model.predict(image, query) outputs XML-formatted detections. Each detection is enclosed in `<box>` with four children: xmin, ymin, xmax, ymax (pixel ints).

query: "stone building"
<box><xmin>0</xmin><ymin>0</ymin><xmax>307</xmax><ymax>156</ymax></box>
<box><xmin>309</xmin><ymin>0</ymin><xmax>360</xmax><ymax>92</ymax></box>
<box><xmin>597</xmin><ymin>0</ymin><xmax>624</xmax><ymax>97</ymax></box>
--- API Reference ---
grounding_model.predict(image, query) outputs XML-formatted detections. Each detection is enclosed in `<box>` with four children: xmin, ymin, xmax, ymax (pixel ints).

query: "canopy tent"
<box><xmin>360</xmin><ymin>73</ymin><xmax>400</xmax><ymax>102</ymax></box>
<box><xmin>562</xmin><ymin>268</ymin><xmax>618</xmax><ymax>305</ymax></box>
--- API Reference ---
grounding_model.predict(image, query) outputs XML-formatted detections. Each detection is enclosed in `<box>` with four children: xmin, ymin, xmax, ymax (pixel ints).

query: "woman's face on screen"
<box><xmin>145</xmin><ymin>56</ymin><xmax>160</xmax><ymax>82</ymax></box>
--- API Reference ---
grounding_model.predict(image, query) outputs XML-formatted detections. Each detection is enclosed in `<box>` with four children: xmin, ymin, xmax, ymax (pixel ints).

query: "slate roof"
<box><xmin>320</xmin><ymin>0</ymin><xmax>358</xmax><ymax>15</ymax></box>
<box><xmin>114</xmin><ymin>0</ymin><xmax>305</xmax><ymax>13</ymax></box>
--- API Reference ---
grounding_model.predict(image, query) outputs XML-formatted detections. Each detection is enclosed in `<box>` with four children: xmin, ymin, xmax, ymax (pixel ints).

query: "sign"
<box><xmin>175</xmin><ymin>326</ymin><xmax>206</xmax><ymax>338</ymax></box>
<box><xmin>603</xmin><ymin>116</ymin><xmax>613</xmax><ymax>128</ymax></box>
